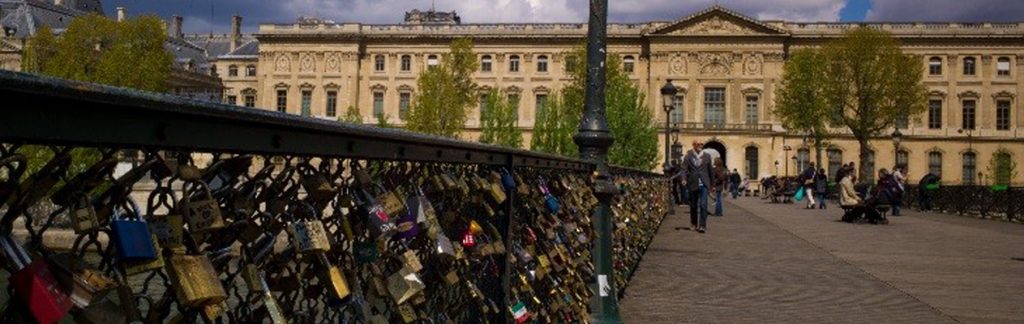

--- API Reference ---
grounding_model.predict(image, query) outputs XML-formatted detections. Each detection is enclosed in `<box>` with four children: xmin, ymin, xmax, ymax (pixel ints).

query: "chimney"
<box><xmin>171</xmin><ymin>15</ymin><xmax>183</xmax><ymax>38</ymax></box>
<box><xmin>230</xmin><ymin>15</ymin><xmax>242</xmax><ymax>52</ymax></box>
<box><xmin>116</xmin><ymin>7</ymin><xmax>126</xmax><ymax>22</ymax></box>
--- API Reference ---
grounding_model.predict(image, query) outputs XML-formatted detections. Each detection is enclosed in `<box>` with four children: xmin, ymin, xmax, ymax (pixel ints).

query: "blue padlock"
<box><xmin>544</xmin><ymin>194</ymin><xmax>560</xmax><ymax>214</ymax></box>
<box><xmin>500</xmin><ymin>169</ymin><xmax>516</xmax><ymax>191</ymax></box>
<box><xmin>110</xmin><ymin>199</ymin><xmax>158</xmax><ymax>262</ymax></box>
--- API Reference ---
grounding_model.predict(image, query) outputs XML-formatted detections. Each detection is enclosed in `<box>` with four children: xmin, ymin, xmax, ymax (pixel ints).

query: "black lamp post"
<box><xmin>891</xmin><ymin>128</ymin><xmax>903</xmax><ymax>168</ymax></box>
<box><xmin>661</xmin><ymin>80</ymin><xmax>678</xmax><ymax>174</ymax></box>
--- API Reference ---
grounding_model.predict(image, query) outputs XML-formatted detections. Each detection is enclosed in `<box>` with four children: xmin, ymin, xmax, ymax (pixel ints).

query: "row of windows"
<box><xmin>372</xmin><ymin>54</ymin><xmax>637</xmax><ymax>74</ymax></box>
<box><xmin>224</xmin><ymin>94</ymin><xmax>257</xmax><ymax>108</ymax></box>
<box><xmin>212</xmin><ymin>65</ymin><xmax>257</xmax><ymax>77</ymax></box>
<box><xmin>743</xmin><ymin>147</ymin><xmax>999</xmax><ymax>185</ymax></box>
<box><xmin>664</xmin><ymin>88</ymin><xmax>763</xmax><ymax>125</ymax></box>
<box><xmin>927</xmin><ymin>98</ymin><xmax>1013</xmax><ymax>130</ymax></box>
<box><xmin>273</xmin><ymin>89</ymin><xmax>340</xmax><ymax>117</ymax></box>
<box><xmin>928</xmin><ymin>56</ymin><xmax>1013</xmax><ymax>76</ymax></box>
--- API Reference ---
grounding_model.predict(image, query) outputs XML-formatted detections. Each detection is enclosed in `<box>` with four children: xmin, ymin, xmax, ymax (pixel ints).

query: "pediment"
<box><xmin>650</xmin><ymin>6</ymin><xmax>788</xmax><ymax>36</ymax></box>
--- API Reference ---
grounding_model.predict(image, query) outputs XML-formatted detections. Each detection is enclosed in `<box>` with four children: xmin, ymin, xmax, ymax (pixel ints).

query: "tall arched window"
<box><xmin>374</xmin><ymin>55</ymin><xmax>385</xmax><ymax>72</ymax></box>
<box><xmin>744</xmin><ymin>146</ymin><xmax>759</xmax><ymax>179</ymax></box>
<box><xmin>962</xmin><ymin>152</ymin><xmax>977</xmax><ymax>185</ymax></box>
<box><xmin>827</xmin><ymin>149</ymin><xmax>843</xmax><ymax>179</ymax></box>
<box><xmin>400</xmin><ymin>55</ymin><xmax>411</xmax><ymax>72</ymax></box>
<box><xmin>480</xmin><ymin>55</ymin><xmax>492</xmax><ymax>72</ymax></box>
<box><xmin>963</xmin><ymin>57</ymin><xmax>976</xmax><ymax>75</ymax></box>
<box><xmin>896</xmin><ymin>150</ymin><xmax>909</xmax><ymax>171</ymax></box>
<box><xmin>928</xmin><ymin>152</ymin><xmax>942</xmax><ymax>177</ymax></box>
<box><xmin>623</xmin><ymin>55</ymin><xmax>635</xmax><ymax>74</ymax></box>
<box><xmin>796</xmin><ymin>148</ymin><xmax>810</xmax><ymax>173</ymax></box>
<box><xmin>536</xmin><ymin>55</ymin><xmax>548</xmax><ymax>73</ymax></box>
<box><xmin>928</xmin><ymin>57</ymin><xmax>942</xmax><ymax>75</ymax></box>
<box><xmin>509</xmin><ymin>55</ymin><xmax>520</xmax><ymax>72</ymax></box>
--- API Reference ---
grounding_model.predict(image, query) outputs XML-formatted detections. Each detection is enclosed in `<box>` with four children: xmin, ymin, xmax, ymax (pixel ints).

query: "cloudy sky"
<box><xmin>101</xmin><ymin>0</ymin><xmax>1024</xmax><ymax>33</ymax></box>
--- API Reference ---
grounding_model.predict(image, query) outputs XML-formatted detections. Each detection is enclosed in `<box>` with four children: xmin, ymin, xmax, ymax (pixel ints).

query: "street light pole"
<box><xmin>660</xmin><ymin>80</ymin><xmax>678</xmax><ymax>215</ymax></box>
<box><xmin>573</xmin><ymin>0</ymin><xmax>620</xmax><ymax>322</ymax></box>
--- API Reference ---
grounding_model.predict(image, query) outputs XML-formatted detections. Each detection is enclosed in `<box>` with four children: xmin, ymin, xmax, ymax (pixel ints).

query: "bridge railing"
<box><xmin>902</xmin><ymin>185</ymin><xmax>1024</xmax><ymax>222</ymax></box>
<box><xmin>0</xmin><ymin>70</ymin><xmax>668</xmax><ymax>323</ymax></box>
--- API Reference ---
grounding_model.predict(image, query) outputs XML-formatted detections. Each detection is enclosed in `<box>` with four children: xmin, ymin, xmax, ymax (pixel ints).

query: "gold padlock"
<box><xmin>398</xmin><ymin>304</ymin><xmax>417</xmax><ymax>323</ymax></box>
<box><xmin>488</xmin><ymin>183</ymin><xmax>507</xmax><ymax>205</ymax></box>
<box><xmin>402</xmin><ymin>250</ymin><xmax>423</xmax><ymax>273</ymax></box>
<box><xmin>182</xmin><ymin>182</ymin><xmax>224</xmax><ymax>233</ymax></box>
<box><xmin>386</xmin><ymin>267</ymin><xmax>425</xmax><ymax>305</ymax></box>
<box><xmin>69</xmin><ymin>193</ymin><xmax>99</xmax><ymax>234</ymax></box>
<box><xmin>322</xmin><ymin>265</ymin><xmax>351</xmax><ymax>301</ymax></box>
<box><xmin>291</xmin><ymin>220</ymin><xmax>331</xmax><ymax>253</ymax></box>
<box><xmin>166</xmin><ymin>254</ymin><xmax>227</xmax><ymax>308</ymax></box>
<box><xmin>377</xmin><ymin>190</ymin><xmax>406</xmax><ymax>217</ymax></box>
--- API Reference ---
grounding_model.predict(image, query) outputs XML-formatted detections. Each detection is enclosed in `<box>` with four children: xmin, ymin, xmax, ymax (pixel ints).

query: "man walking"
<box><xmin>801</xmin><ymin>162</ymin><xmax>817</xmax><ymax>209</ymax></box>
<box><xmin>682</xmin><ymin>140</ymin><xmax>714</xmax><ymax>233</ymax></box>
<box><xmin>729</xmin><ymin>169</ymin><xmax>741</xmax><ymax>199</ymax></box>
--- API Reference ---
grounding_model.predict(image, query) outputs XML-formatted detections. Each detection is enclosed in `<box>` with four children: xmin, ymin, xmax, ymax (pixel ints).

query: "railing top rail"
<box><xmin>0</xmin><ymin>70</ymin><xmax>595</xmax><ymax>170</ymax></box>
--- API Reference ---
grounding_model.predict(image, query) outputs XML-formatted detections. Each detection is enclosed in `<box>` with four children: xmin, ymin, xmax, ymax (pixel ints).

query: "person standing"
<box><xmin>712</xmin><ymin>159</ymin><xmax>728</xmax><ymax>216</ymax></box>
<box><xmin>801</xmin><ymin>162</ymin><xmax>817</xmax><ymax>209</ymax></box>
<box><xmin>681</xmin><ymin>140</ymin><xmax>713</xmax><ymax>233</ymax></box>
<box><xmin>891</xmin><ymin>166</ymin><xmax>906</xmax><ymax>216</ymax></box>
<box><xmin>814</xmin><ymin>168</ymin><xmax>828</xmax><ymax>209</ymax></box>
<box><xmin>918</xmin><ymin>172</ymin><xmax>940</xmax><ymax>211</ymax></box>
<box><xmin>729</xmin><ymin>169</ymin><xmax>741</xmax><ymax>199</ymax></box>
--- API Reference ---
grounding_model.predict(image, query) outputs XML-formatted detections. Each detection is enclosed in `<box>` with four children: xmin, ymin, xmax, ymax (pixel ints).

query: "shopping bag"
<box><xmin>794</xmin><ymin>186</ymin><xmax>805</xmax><ymax>201</ymax></box>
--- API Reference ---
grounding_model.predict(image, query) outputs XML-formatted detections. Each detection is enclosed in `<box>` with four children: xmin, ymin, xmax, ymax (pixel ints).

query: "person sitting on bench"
<box><xmin>839</xmin><ymin>173</ymin><xmax>867</xmax><ymax>222</ymax></box>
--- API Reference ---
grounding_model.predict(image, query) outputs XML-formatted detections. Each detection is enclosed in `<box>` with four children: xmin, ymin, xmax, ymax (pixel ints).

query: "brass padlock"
<box><xmin>398</xmin><ymin>304</ymin><xmax>417</xmax><ymax>323</ymax></box>
<box><xmin>302</xmin><ymin>173</ymin><xmax>336</xmax><ymax>201</ymax></box>
<box><xmin>401</xmin><ymin>250</ymin><xmax>423</xmax><ymax>273</ymax></box>
<box><xmin>166</xmin><ymin>254</ymin><xmax>228</xmax><ymax>308</ymax></box>
<box><xmin>182</xmin><ymin>182</ymin><xmax>225</xmax><ymax>233</ymax></box>
<box><xmin>69</xmin><ymin>193</ymin><xmax>99</xmax><ymax>234</ymax></box>
<box><xmin>322</xmin><ymin>265</ymin><xmax>351</xmax><ymax>301</ymax></box>
<box><xmin>149</xmin><ymin>214</ymin><xmax>184</xmax><ymax>249</ymax></box>
<box><xmin>48</xmin><ymin>253</ymin><xmax>117</xmax><ymax>308</ymax></box>
<box><xmin>377</xmin><ymin>190</ymin><xmax>405</xmax><ymax>217</ymax></box>
<box><xmin>386</xmin><ymin>267</ymin><xmax>425</xmax><ymax>305</ymax></box>
<box><xmin>291</xmin><ymin>219</ymin><xmax>331</xmax><ymax>253</ymax></box>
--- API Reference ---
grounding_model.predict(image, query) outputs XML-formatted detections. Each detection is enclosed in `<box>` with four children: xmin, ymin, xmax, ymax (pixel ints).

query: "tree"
<box><xmin>781</xmin><ymin>27</ymin><xmax>928</xmax><ymax>182</ymax></box>
<box><xmin>987</xmin><ymin>148</ymin><xmax>1017</xmax><ymax>186</ymax></box>
<box><xmin>531</xmin><ymin>46</ymin><xmax>658</xmax><ymax>169</ymax></box>
<box><xmin>774</xmin><ymin>49</ymin><xmax>831</xmax><ymax>165</ymax></box>
<box><xmin>340</xmin><ymin>105</ymin><xmax>363</xmax><ymax>124</ymax></box>
<box><xmin>375</xmin><ymin>114</ymin><xmax>393</xmax><ymax>128</ymax></box>
<box><xmin>22</xmin><ymin>14</ymin><xmax>172</xmax><ymax>92</ymax></box>
<box><xmin>479</xmin><ymin>89</ymin><xmax>523</xmax><ymax>148</ymax></box>
<box><xmin>406</xmin><ymin>38</ymin><xmax>477</xmax><ymax>137</ymax></box>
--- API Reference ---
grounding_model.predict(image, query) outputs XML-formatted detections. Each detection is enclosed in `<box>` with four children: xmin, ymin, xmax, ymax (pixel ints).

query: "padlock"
<box><xmin>377</xmin><ymin>189</ymin><xmax>406</xmax><ymax>217</ymax></box>
<box><xmin>47</xmin><ymin>253</ymin><xmax>118</xmax><ymax>308</ymax></box>
<box><xmin>461</xmin><ymin>230</ymin><xmax>476</xmax><ymax>248</ymax></box>
<box><xmin>322</xmin><ymin>265</ymin><xmax>351</xmax><ymax>301</ymax></box>
<box><xmin>110</xmin><ymin>200</ymin><xmax>158</xmax><ymax>262</ymax></box>
<box><xmin>251</xmin><ymin>270</ymin><xmax>288</xmax><ymax>324</ymax></box>
<box><xmin>488</xmin><ymin>182</ymin><xmax>507</xmax><ymax>205</ymax></box>
<box><xmin>401</xmin><ymin>250</ymin><xmax>423</xmax><ymax>273</ymax></box>
<box><xmin>398</xmin><ymin>304</ymin><xmax>417</xmax><ymax>323</ymax></box>
<box><xmin>386</xmin><ymin>267</ymin><xmax>425</xmax><ymax>305</ymax></box>
<box><xmin>291</xmin><ymin>219</ymin><xmax>331</xmax><ymax>253</ymax></box>
<box><xmin>500</xmin><ymin>169</ymin><xmax>517</xmax><ymax>191</ymax></box>
<box><xmin>120</xmin><ymin>235</ymin><xmax>165</xmax><ymax>275</ymax></box>
<box><xmin>394</xmin><ymin>196</ymin><xmax>421</xmax><ymax>240</ymax></box>
<box><xmin>69</xmin><ymin>192</ymin><xmax>99</xmax><ymax>234</ymax></box>
<box><xmin>166</xmin><ymin>254</ymin><xmax>228</xmax><ymax>308</ymax></box>
<box><xmin>182</xmin><ymin>181</ymin><xmax>225</xmax><ymax>232</ymax></box>
<box><xmin>149</xmin><ymin>213</ymin><xmax>184</xmax><ymax>249</ymax></box>
<box><xmin>301</xmin><ymin>173</ymin><xmax>336</xmax><ymax>202</ymax></box>
<box><xmin>1</xmin><ymin>235</ymin><xmax>73</xmax><ymax>324</ymax></box>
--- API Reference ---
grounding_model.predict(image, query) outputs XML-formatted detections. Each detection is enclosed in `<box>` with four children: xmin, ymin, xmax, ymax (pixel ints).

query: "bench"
<box><xmin>841</xmin><ymin>204</ymin><xmax>890</xmax><ymax>224</ymax></box>
<box><xmin>771</xmin><ymin>190</ymin><xmax>795</xmax><ymax>204</ymax></box>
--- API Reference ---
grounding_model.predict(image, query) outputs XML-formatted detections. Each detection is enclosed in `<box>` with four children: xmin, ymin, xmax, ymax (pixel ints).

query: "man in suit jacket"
<box><xmin>681</xmin><ymin>140</ymin><xmax>714</xmax><ymax>233</ymax></box>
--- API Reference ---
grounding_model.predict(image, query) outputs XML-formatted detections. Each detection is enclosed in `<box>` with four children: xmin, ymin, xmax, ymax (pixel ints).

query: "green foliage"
<box><xmin>774</xmin><ymin>49</ymin><xmax>831</xmax><ymax>164</ymax></box>
<box><xmin>17</xmin><ymin>146</ymin><xmax>103</xmax><ymax>186</ymax></box>
<box><xmin>375</xmin><ymin>113</ymin><xmax>393</xmax><ymax>128</ymax></box>
<box><xmin>479</xmin><ymin>89</ymin><xmax>523</xmax><ymax>148</ymax></box>
<box><xmin>22</xmin><ymin>14</ymin><xmax>172</xmax><ymax>92</ymax></box>
<box><xmin>406</xmin><ymin>38</ymin><xmax>478</xmax><ymax>137</ymax></box>
<box><xmin>340</xmin><ymin>105</ymin><xmax>363</xmax><ymax>124</ymax></box>
<box><xmin>987</xmin><ymin>148</ymin><xmax>1017</xmax><ymax>186</ymax></box>
<box><xmin>781</xmin><ymin>27</ymin><xmax>928</xmax><ymax>181</ymax></box>
<box><xmin>530</xmin><ymin>46</ymin><xmax>658</xmax><ymax>170</ymax></box>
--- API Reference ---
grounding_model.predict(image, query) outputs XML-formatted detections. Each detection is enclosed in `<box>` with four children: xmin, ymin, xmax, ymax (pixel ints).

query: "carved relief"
<box><xmin>743</xmin><ymin>54</ymin><xmax>762</xmax><ymax>76</ymax></box>
<box><xmin>299</xmin><ymin>53</ymin><xmax>315</xmax><ymax>73</ymax></box>
<box><xmin>325</xmin><ymin>53</ymin><xmax>340</xmax><ymax>72</ymax></box>
<box><xmin>681</xmin><ymin>15</ymin><xmax>752</xmax><ymax>35</ymax></box>
<box><xmin>670</xmin><ymin>55</ymin><xmax>686</xmax><ymax>74</ymax></box>
<box><xmin>275</xmin><ymin>54</ymin><xmax>291</xmax><ymax>73</ymax></box>
<box><xmin>697</xmin><ymin>52</ymin><xmax>733</xmax><ymax>76</ymax></box>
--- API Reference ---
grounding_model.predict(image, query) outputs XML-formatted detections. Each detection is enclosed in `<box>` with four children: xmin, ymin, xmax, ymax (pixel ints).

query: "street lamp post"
<box><xmin>891</xmin><ymin>128</ymin><xmax>903</xmax><ymax>168</ymax></box>
<box><xmin>573</xmin><ymin>0</ymin><xmax>621</xmax><ymax>322</ymax></box>
<box><xmin>957</xmin><ymin>128</ymin><xmax>973</xmax><ymax>151</ymax></box>
<box><xmin>661</xmin><ymin>80</ymin><xmax>678</xmax><ymax>172</ymax></box>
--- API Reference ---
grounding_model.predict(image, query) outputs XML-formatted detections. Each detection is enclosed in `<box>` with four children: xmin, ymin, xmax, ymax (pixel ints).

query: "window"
<box><xmin>704</xmin><ymin>87</ymin><xmax>726</xmax><ymax>125</ymax></box>
<box><xmin>373</xmin><ymin>92</ymin><xmax>384</xmax><ymax>119</ymax></box>
<box><xmin>962</xmin><ymin>99</ymin><xmax>976</xmax><ymax>130</ymax></box>
<box><xmin>962</xmin><ymin>152</ymin><xmax>976</xmax><ymax>185</ymax></box>
<box><xmin>427</xmin><ymin>55</ymin><xmax>439</xmax><ymax>67</ymax></box>
<box><xmin>745</xmin><ymin>96</ymin><xmax>759</xmax><ymax>125</ymax></box>
<box><xmin>399</xmin><ymin>92</ymin><xmax>411</xmax><ymax>120</ymax></box>
<box><xmin>244</xmin><ymin>95</ymin><xmax>255</xmax><ymax>108</ymax></box>
<box><xmin>997</xmin><ymin>57</ymin><xmax>1011</xmax><ymax>76</ymax></box>
<box><xmin>535</xmin><ymin>94</ymin><xmax>548</xmax><ymax>120</ymax></box>
<box><xmin>997</xmin><ymin>100</ymin><xmax>1011</xmax><ymax>130</ymax></box>
<box><xmin>326</xmin><ymin>91</ymin><xmax>338</xmax><ymax>117</ymax></box>
<box><xmin>300</xmin><ymin>90</ymin><xmax>312</xmax><ymax>117</ymax></box>
<box><xmin>928</xmin><ymin>152</ymin><xmax>942</xmax><ymax>177</ymax></box>
<box><xmin>401</xmin><ymin>55</ymin><xmax>411</xmax><ymax>72</ymax></box>
<box><xmin>374</xmin><ymin>55</ymin><xmax>385</xmax><ymax>72</ymax></box>
<box><xmin>228</xmin><ymin>65</ymin><xmax>238</xmax><ymax>77</ymax></box>
<box><xmin>864</xmin><ymin>150</ymin><xmax>876</xmax><ymax>183</ymax></box>
<box><xmin>509</xmin><ymin>55</ymin><xmax>520</xmax><ymax>72</ymax></box>
<box><xmin>226</xmin><ymin>95</ymin><xmax>236</xmax><ymax>105</ymax></box>
<box><xmin>928</xmin><ymin>99</ymin><xmax>942</xmax><ymax>129</ymax></box>
<box><xmin>827</xmin><ymin>149</ymin><xmax>843</xmax><ymax>179</ymax></box>
<box><xmin>623</xmin><ymin>56</ymin><xmax>635</xmax><ymax>74</ymax></box>
<box><xmin>276</xmin><ymin>90</ymin><xmax>287</xmax><ymax>113</ymax></box>
<box><xmin>896</xmin><ymin>150</ymin><xmax>909</xmax><ymax>170</ymax></box>
<box><xmin>565</xmin><ymin>55</ymin><xmax>577</xmax><ymax>72</ymax></box>
<box><xmin>481</xmin><ymin>55</ymin><xmax>492</xmax><ymax>72</ymax></box>
<box><xmin>670</xmin><ymin>96</ymin><xmax>683</xmax><ymax>124</ymax></box>
<box><xmin>536</xmin><ymin>55</ymin><xmax>548</xmax><ymax>73</ymax></box>
<box><xmin>744</xmin><ymin>146</ymin><xmax>759</xmax><ymax>180</ymax></box>
<box><xmin>796</xmin><ymin>148</ymin><xmax>810</xmax><ymax>173</ymax></box>
<box><xmin>963</xmin><ymin>57</ymin><xmax>976</xmax><ymax>75</ymax></box>
<box><xmin>210</xmin><ymin>65</ymin><xmax>218</xmax><ymax>76</ymax></box>
<box><xmin>928</xmin><ymin>57</ymin><xmax>942</xmax><ymax>75</ymax></box>
<box><xmin>246</xmin><ymin>65</ymin><xmax>256</xmax><ymax>77</ymax></box>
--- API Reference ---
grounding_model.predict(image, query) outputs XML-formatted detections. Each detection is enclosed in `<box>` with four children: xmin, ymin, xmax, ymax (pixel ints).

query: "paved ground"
<box><xmin>619</xmin><ymin>196</ymin><xmax>1024</xmax><ymax>323</ymax></box>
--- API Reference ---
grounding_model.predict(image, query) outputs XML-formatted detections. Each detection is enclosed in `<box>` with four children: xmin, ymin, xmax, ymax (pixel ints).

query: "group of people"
<box><xmin>836</xmin><ymin>162</ymin><xmax>909</xmax><ymax>224</ymax></box>
<box><xmin>668</xmin><ymin>140</ymin><xmax>745</xmax><ymax>234</ymax></box>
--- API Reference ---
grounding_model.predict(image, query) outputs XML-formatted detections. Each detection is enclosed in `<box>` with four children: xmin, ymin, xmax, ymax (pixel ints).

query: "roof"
<box><xmin>0</xmin><ymin>0</ymin><xmax>82</xmax><ymax>38</ymax></box>
<box><xmin>183</xmin><ymin>33</ymin><xmax>259</xmax><ymax>59</ymax></box>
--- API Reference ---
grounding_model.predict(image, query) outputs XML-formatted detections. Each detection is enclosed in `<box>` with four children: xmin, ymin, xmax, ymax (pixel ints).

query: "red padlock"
<box><xmin>2</xmin><ymin>236</ymin><xmax>73</xmax><ymax>324</ymax></box>
<box><xmin>461</xmin><ymin>231</ymin><xmax>476</xmax><ymax>248</ymax></box>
